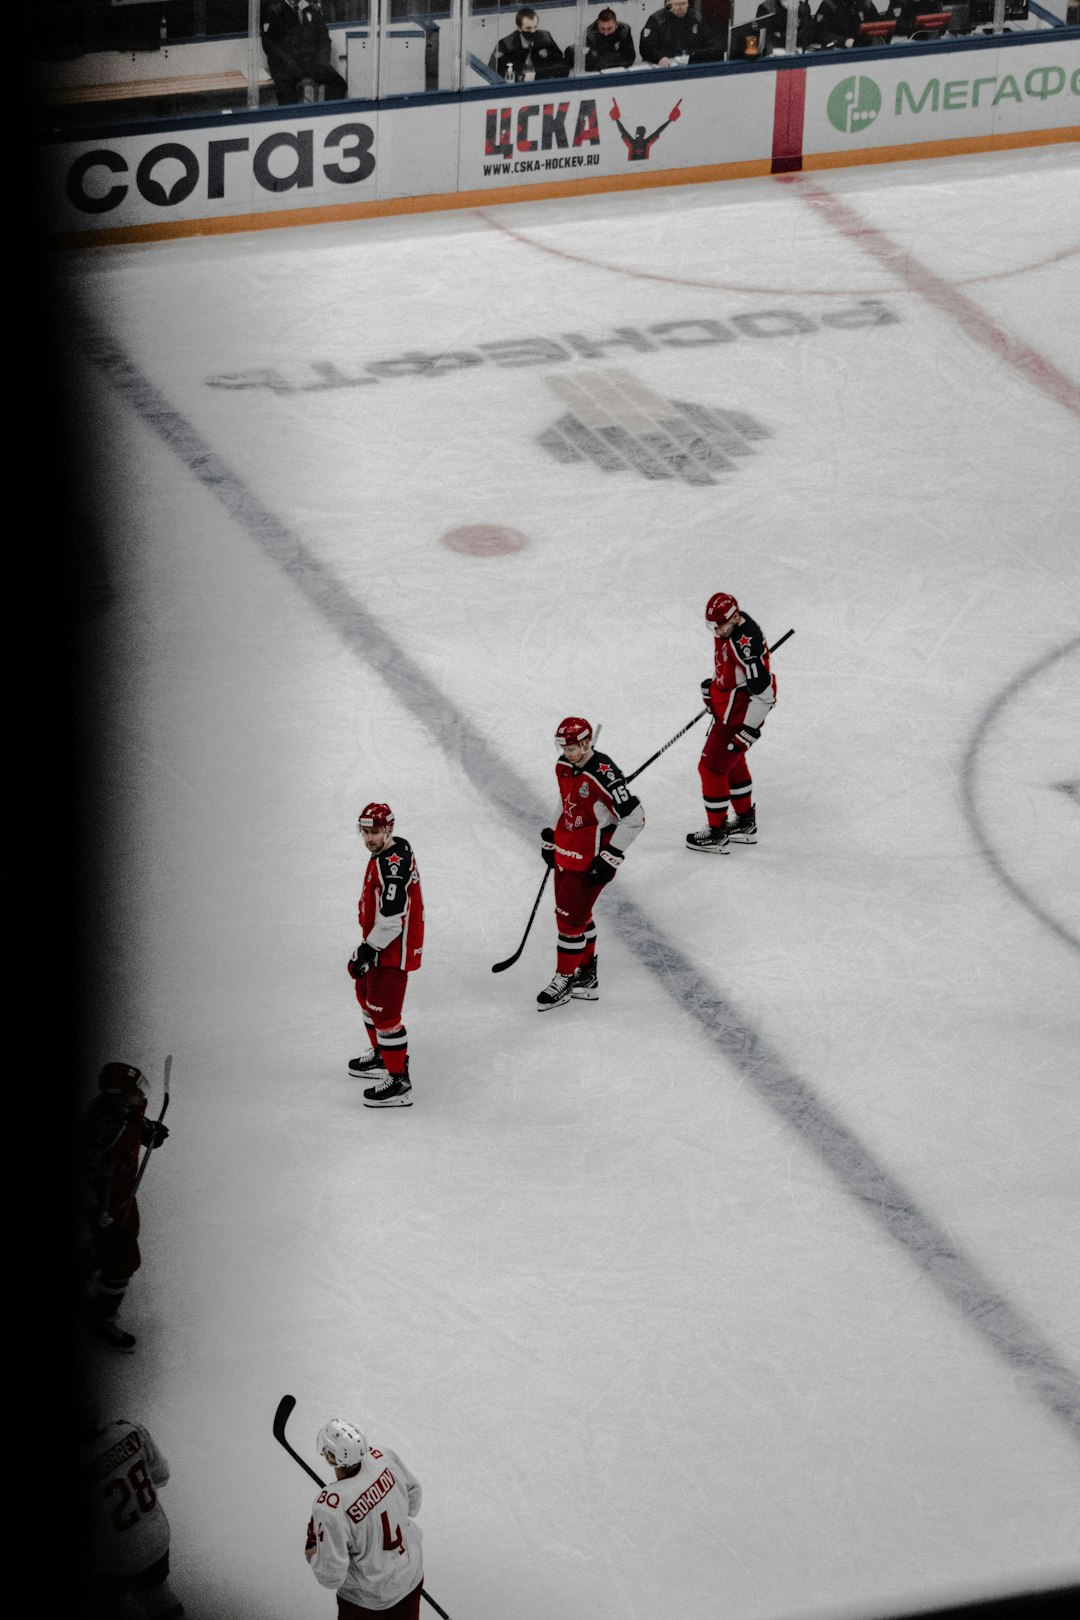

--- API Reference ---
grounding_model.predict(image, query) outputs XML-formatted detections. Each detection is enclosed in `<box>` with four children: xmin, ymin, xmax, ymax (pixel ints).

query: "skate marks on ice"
<box><xmin>788</xmin><ymin>179</ymin><xmax>1080</xmax><ymax>423</ymax></box>
<box><xmin>960</xmin><ymin>635</ymin><xmax>1080</xmax><ymax>955</ymax></box>
<box><xmin>478</xmin><ymin>204</ymin><xmax>1080</xmax><ymax>300</ymax></box>
<box><xmin>85</xmin><ymin>324</ymin><xmax>1080</xmax><ymax>1444</ymax></box>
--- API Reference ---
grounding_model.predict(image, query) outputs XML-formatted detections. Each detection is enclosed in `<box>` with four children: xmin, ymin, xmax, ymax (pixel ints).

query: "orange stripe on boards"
<box><xmin>49</xmin><ymin>157</ymin><xmax>774</xmax><ymax>249</ymax></box>
<box><xmin>804</xmin><ymin>125</ymin><xmax>1080</xmax><ymax>172</ymax></box>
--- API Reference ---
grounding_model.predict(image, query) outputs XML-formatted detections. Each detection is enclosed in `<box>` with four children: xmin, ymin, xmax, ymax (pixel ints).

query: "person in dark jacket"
<box><xmin>585</xmin><ymin>8</ymin><xmax>637</xmax><ymax>70</ymax></box>
<box><xmin>756</xmin><ymin>0</ymin><xmax>814</xmax><ymax>50</ymax></box>
<box><xmin>813</xmin><ymin>0</ymin><xmax>877</xmax><ymax>46</ymax></box>
<box><xmin>639</xmin><ymin>0</ymin><xmax>719</xmax><ymax>66</ymax></box>
<box><xmin>261</xmin><ymin>0</ymin><xmax>347</xmax><ymax>103</ymax></box>
<box><xmin>489</xmin><ymin>7</ymin><xmax>568</xmax><ymax>80</ymax></box>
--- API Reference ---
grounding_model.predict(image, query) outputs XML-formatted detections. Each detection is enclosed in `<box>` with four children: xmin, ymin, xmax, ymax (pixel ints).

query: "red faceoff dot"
<box><xmin>440</xmin><ymin>525</ymin><xmax>528</xmax><ymax>557</ymax></box>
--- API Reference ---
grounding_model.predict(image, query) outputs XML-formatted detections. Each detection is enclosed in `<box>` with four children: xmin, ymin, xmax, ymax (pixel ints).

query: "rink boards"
<box><xmin>41</xmin><ymin>31</ymin><xmax>1080</xmax><ymax>244</ymax></box>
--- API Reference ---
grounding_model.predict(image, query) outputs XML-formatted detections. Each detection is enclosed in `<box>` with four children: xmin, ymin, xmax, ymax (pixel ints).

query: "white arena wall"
<box><xmin>40</xmin><ymin>31</ymin><xmax>1080</xmax><ymax>245</ymax></box>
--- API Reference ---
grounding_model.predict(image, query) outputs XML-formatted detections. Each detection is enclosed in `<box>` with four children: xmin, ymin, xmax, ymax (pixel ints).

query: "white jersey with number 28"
<box><xmin>83</xmin><ymin>1419</ymin><xmax>172</xmax><ymax>1575</ymax></box>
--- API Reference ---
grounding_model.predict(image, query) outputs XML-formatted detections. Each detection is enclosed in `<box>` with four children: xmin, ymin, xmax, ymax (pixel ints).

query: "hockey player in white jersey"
<box><xmin>81</xmin><ymin>1416</ymin><xmax>184</xmax><ymax>1616</ymax></box>
<box><xmin>306</xmin><ymin>1419</ymin><xmax>425</xmax><ymax>1617</ymax></box>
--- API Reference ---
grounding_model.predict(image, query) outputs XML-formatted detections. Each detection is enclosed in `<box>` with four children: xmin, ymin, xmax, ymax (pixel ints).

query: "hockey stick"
<box><xmin>491</xmin><ymin>866</ymin><xmax>550</xmax><ymax>973</ymax></box>
<box><xmin>273</xmin><ymin>1396</ymin><xmax>452</xmax><ymax>1619</ymax></box>
<box><xmin>127</xmin><ymin>1054</ymin><xmax>172</xmax><ymax>1211</ymax></box>
<box><xmin>491</xmin><ymin>721</ymin><xmax>606</xmax><ymax>973</ymax></box>
<box><xmin>625</xmin><ymin>628</ymin><xmax>794</xmax><ymax>785</ymax></box>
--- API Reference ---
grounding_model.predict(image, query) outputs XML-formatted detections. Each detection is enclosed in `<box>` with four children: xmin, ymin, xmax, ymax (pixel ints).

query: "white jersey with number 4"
<box><xmin>309</xmin><ymin>1444</ymin><xmax>423</xmax><ymax>1609</ymax></box>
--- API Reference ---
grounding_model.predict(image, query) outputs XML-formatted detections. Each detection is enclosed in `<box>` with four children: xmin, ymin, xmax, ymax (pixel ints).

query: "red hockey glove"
<box><xmin>729</xmin><ymin>723</ymin><xmax>761</xmax><ymax>751</ymax></box>
<box><xmin>587</xmin><ymin>848</ymin><xmax>623</xmax><ymax>885</ymax></box>
<box><xmin>540</xmin><ymin>827</ymin><xmax>556</xmax><ymax>869</ymax></box>
<box><xmin>305</xmin><ymin>1517</ymin><xmax>317</xmax><ymax>1552</ymax></box>
<box><xmin>348</xmin><ymin>942</ymin><xmax>378</xmax><ymax>979</ymax></box>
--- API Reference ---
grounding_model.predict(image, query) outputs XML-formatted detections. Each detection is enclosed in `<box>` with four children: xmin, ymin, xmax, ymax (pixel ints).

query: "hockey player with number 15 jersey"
<box><xmin>537</xmin><ymin>716</ymin><xmax>645</xmax><ymax>1011</ymax></box>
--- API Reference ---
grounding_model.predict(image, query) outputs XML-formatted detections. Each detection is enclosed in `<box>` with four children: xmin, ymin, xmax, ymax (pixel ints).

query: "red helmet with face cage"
<box><xmin>98</xmin><ymin>1063</ymin><xmax>148</xmax><ymax>1100</ymax></box>
<box><xmin>705</xmin><ymin>592</ymin><xmax>739</xmax><ymax>627</ymax></box>
<box><xmin>358</xmin><ymin>802</ymin><xmax>394</xmax><ymax>831</ymax></box>
<box><xmin>555</xmin><ymin>717</ymin><xmax>593</xmax><ymax>749</ymax></box>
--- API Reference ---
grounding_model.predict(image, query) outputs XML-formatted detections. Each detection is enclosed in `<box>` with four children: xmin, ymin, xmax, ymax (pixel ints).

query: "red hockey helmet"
<box><xmin>98</xmin><ymin>1063</ymin><xmax>148</xmax><ymax>1099</ymax></box>
<box><xmin>705</xmin><ymin>592</ymin><xmax>739</xmax><ymax>627</ymax></box>
<box><xmin>555</xmin><ymin>716</ymin><xmax>593</xmax><ymax>749</ymax></box>
<box><xmin>358</xmin><ymin>802</ymin><xmax>394</xmax><ymax>831</ymax></box>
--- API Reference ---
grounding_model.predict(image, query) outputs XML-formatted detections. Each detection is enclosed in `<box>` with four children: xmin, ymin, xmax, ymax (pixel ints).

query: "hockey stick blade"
<box><xmin>273</xmin><ymin>1395</ymin><xmax>325</xmax><ymax>1488</ymax></box>
<box><xmin>492</xmin><ymin>867</ymin><xmax>550</xmax><ymax>973</ymax></box>
<box><xmin>273</xmin><ymin>1397</ymin><xmax>453</xmax><ymax>1618</ymax></box>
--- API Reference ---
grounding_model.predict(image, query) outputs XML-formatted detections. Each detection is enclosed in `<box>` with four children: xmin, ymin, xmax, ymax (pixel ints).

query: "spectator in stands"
<box><xmin>639</xmin><ymin>0</ymin><xmax>719</xmax><ymax>67</ymax></box>
<box><xmin>813</xmin><ymin>0</ymin><xmax>878</xmax><ymax>46</ymax></box>
<box><xmin>261</xmin><ymin>0</ymin><xmax>347</xmax><ymax>104</ymax></box>
<box><xmin>489</xmin><ymin>8</ymin><xmax>569</xmax><ymax>80</ymax></box>
<box><xmin>585</xmin><ymin>8</ymin><xmax>638</xmax><ymax>70</ymax></box>
<box><xmin>756</xmin><ymin>0</ymin><xmax>814</xmax><ymax>50</ymax></box>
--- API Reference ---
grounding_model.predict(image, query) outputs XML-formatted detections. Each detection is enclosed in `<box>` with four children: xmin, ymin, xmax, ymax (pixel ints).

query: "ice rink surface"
<box><xmin>68</xmin><ymin>145</ymin><xmax>1080</xmax><ymax>1620</ymax></box>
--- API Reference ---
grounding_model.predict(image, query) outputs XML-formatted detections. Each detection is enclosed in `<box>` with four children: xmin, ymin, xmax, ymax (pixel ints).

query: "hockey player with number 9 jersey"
<box><xmin>307</xmin><ymin>1419</ymin><xmax>424</xmax><ymax>1616</ymax></box>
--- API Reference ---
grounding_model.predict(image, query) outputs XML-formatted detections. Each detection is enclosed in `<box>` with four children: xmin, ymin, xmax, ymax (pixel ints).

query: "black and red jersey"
<box><xmin>553</xmin><ymin>751</ymin><xmax>644</xmax><ymax>871</ymax></box>
<box><xmin>359</xmin><ymin>837</ymin><xmax>424</xmax><ymax>972</ymax></box>
<box><xmin>708</xmin><ymin>612</ymin><xmax>777</xmax><ymax>726</ymax></box>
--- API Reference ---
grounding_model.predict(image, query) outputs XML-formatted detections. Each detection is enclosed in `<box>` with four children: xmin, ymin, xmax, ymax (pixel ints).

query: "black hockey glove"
<box><xmin>701</xmin><ymin>677</ymin><xmax>714</xmax><ymax>714</ymax></box>
<box><xmin>540</xmin><ymin>827</ymin><xmax>556</xmax><ymax>869</ymax></box>
<box><xmin>732</xmin><ymin>723</ymin><xmax>761</xmax><ymax>750</ymax></box>
<box><xmin>348</xmin><ymin>942</ymin><xmax>378</xmax><ymax>979</ymax></box>
<box><xmin>141</xmin><ymin>1119</ymin><xmax>170</xmax><ymax>1149</ymax></box>
<box><xmin>587</xmin><ymin>848</ymin><xmax>623</xmax><ymax>886</ymax></box>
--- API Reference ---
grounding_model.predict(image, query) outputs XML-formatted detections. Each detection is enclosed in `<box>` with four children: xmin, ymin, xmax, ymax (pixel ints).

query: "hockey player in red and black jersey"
<box><xmin>347</xmin><ymin>803</ymin><xmax>424</xmax><ymax>1107</ymax></box>
<box><xmin>687</xmin><ymin>592</ymin><xmax>776</xmax><ymax>852</ymax></box>
<box><xmin>537</xmin><ymin>717</ymin><xmax>645</xmax><ymax>1010</ymax></box>
<box><xmin>81</xmin><ymin>1064</ymin><xmax>170</xmax><ymax>1352</ymax></box>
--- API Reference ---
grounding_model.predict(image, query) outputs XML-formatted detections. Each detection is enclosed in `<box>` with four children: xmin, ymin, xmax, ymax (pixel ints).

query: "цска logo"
<box><xmin>827</xmin><ymin>76</ymin><xmax>882</xmax><ymax>135</ymax></box>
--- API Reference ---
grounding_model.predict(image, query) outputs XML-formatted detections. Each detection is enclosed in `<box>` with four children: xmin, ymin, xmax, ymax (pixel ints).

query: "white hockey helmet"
<box><xmin>317</xmin><ymin>1419</ymin><xmax>368</xmax><ymax>1470</ymax></box>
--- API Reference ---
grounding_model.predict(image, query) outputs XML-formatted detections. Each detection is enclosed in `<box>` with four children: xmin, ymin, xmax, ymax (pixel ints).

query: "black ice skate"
<box><xmin>363</xmin><ymin>1065</ymin><xmax>413</xmax><ymax>1108</ymax></box>
<box><xmin>726</xmin><ymin>810</ymin><xmax>757</xmax><ymax>844</ymax></box>
<box><xmin>570</xmin><ymin>960</ymin><xmax>599</xmax><ymax>1001</ymax></box>
<box><xmin>537</xmin><ymin>972</ymin><xmax>572</xmax><ymax>1010</ymax></box>
<box><xmin>348</xmin><ymin>1049</ymin><xmax>387</xmax><ymax>1080</ymax></box>
<box><xmin>685</xmin><ymin>826</ymin><xmax>730</xmax><ymax>853</ymax></box>
<box><xmin>87</xmin><ymin>1314</ymin><xmax>137</xmax><ymax>1353</ymax></box>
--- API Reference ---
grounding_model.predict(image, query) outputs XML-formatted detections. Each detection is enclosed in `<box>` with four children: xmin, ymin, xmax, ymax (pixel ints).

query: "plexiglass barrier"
<box><xmin>32</xmin><ymin>0</ymin><xmax>1050</xmax><ymax>127</ymax></box>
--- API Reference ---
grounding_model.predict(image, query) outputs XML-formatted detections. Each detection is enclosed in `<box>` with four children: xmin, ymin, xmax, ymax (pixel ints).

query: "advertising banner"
<box><xmin>457</xmin><ymin>69</ymin><xmax>774</xmax><ymax>192</ymax></box>
<box><xmin>39</xmin><ymin>34</ymin><xmax>1080</xmax><ymax>242</ymax></box>
<box><xmin>43</xmin><ymin>107</ymin><xmax>382</xmax><ymax>237</ymax></box>
<box><xmin>802</xmin><ymin>36</ymin><xmax>1080</xmax><ymax>158</ymax></box>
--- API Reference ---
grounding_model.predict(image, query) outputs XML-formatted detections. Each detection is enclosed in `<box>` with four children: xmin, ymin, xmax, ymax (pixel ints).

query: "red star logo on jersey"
<box><xmin>597</xmin><ymin>762</ymin><xmax>614</xmax><ymax>776</ymax></box>
<box><xmin>736</xmin><ymin>634</ymin><xmax>753</xmax><ymax>654</ymax></box>
<box><xmin>385</xmin><ymin>853</ymin><xmax>403</xmax><ymax>873</ymax></box>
